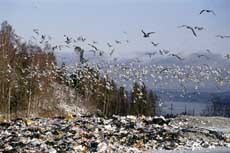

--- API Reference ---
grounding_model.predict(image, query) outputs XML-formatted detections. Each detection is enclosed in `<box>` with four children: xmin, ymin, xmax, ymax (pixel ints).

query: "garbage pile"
<box><xmin>0</xmin><ymin>115</ymin><xmax>229</xmax><ymax>153</ymax></box>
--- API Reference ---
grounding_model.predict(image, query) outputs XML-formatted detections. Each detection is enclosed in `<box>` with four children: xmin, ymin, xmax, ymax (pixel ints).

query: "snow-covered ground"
<box><xmin>172</xmin><ymin>116</ymin><xmax>230</xmax><ymax>141</ymax></box>
<box><xmin>151</xmin><ymin>147</ymin><xmax>230</xmax><ymax>153</ymax></box>
<box><xmin>151</xmin><ymin>116</ymin><xmax>230</xmax><ymax>153</ymax></box>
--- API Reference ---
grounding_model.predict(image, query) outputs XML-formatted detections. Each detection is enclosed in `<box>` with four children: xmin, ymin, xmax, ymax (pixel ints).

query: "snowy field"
<box><xmin>162</xmin><ymin>101</ymin><xmax>208</xmax><ymax>115</ymax></box>
<box><xmin>151</xmin><ymin>147</ymin><xmax>230</xmax><ymax>153</ymax></box>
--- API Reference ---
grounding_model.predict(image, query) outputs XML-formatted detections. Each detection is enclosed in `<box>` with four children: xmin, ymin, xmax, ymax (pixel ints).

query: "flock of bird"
<box><xmin>97</xmin><ymin>61</ymin><xmax>230</xmax><ymax>93</ymax></box>
<box><xmin>31</xmin><ymin>8</ymin><xmax>229</xmax><ymax>62</ymax></box>
<box><xmin>27</xmin><ymin>8</ymin><xmax>230</xmax><ymax>95</ymax></box>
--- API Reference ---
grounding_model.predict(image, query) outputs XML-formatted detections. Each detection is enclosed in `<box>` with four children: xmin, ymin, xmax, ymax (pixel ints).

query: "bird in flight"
<box><xmin>162</xmin><ymin>49</ymin><xmax>170</xmax><ymax>55</ymax></box>
<box><xmin>39</xmin><ymin>35</ymin><xmax>46</xmax><ymax>43</ymax></box>
<box><xmin>99</xmin><ymin>50</ymin><xmax>104</xmax><ymax>56</ymax></box>
<box><xmin>169</xmin><ymin>53</ymin><xmax>183</xmax><ymax>60</ymax></box>
<box><xmin>123</xmin><ymin>31</ymin><xmax>128</xmax><ymax>35</ymax></box>
<box><xmin>88</xmin><ymin>43</ymin><xmax>98</xmax><ymax>51</ymax></box>
<box><xmin>178</xmin><ymin>25</ymin><xmax>197</xmax><ymax>37</ymax></box>
<box><xmin>225</xmin><ymin>54</ymin><xmax>230</xmax><ymax>59</ymax></box>
<box><xmin>141</xmin><ymin>30</ymin><xmax>155</xmax><ymax>38</ymax></box>
<box><xmin>33</xmin><ymin>29</ymin><xmax>39</xmax><ymax>35</ymax></box>
<box><xmin>159</xmin><ymin>50</ymin><xmax>164</xmax><ymax>55</ymax></box>
<box><xmin>52</xmin><ymin>45</ymin><xmax>58</xmax><ymax>51</ymax></box>
<box><xmin>92</xmin><ymin>41</ymin><xmax>98</xmax><ymax>44</ymax></box>
<box><xmin>200</xmin><ymin>9</ymin><xmax>216</xmax><ymax>15</ymax></box>
<box><xmin>151</xmin><ymin>41</ymin><xmax>159</xmax><ymax>47</ymax></box>
<box><xmin>58</xmin><ymin>45</ymin><xmax>64</xmax><ymax>51</ymax></box>
<box><xmin>74</xmin><ymin>46</ymin><xmax>83</xmax><ymax>53</ymax></box>
<box><xmin>41</xmin><ymin>35</ymin><xmax>45</xmax><ymax>40</ymax></box>
<box><xmin>216</xmin><ymin>35</ymin><xmax>230</xmax><ymax>39</ymax></box>
<box><xmin>197</xmin><ymin>54</ymin><xmax>209</xmax><ymax>60</ymax></box>
<box><xmin>194</xmin><ymin>26</ymin><xmax>204</xmax><ymax>31</ymax></box>
<box><xmin>107</xmin><ymin>42</ymin><xmax>113</xmax><ymax>48</ymax></box>
<box><xmin>109</xmin><ymin>49</ymin><xmax>115</xmax><ymax>56</ymax></box>
<box><xmin>113</xmin><ymin>58</ymin><xmax>118</xmax><ymax>61</ymax></box>
<box><xmin>64</xmin><ymin>35</ymin><xmax>71</xmax><ymax>44</ymax></box>
<box><xmin>159</xmin><ymin>49</ymin><xmax>170</xmax><ymax>55</ymax></box>
<box><xmin>115</xmin><ymin>40</ymin><xmax>121</xmax><ymax>44</ymax></box>
<box><xmin>205</xmin><ymin>49</ymin><xmax>211</xmax><ymax>53</ymax></box>
<box><xmin>159</xmin><ymin>68</ymin><xmax>170</xmax><ymax>74</ymax></box>
<box><xmin>77</xmin><ymin>36</ymin><xmax>86</xmax><ymax>42</ymax></box>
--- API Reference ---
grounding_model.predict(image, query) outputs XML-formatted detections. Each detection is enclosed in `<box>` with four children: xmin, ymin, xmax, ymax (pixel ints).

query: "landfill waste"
<box><xmin>0</xmin><ymin>114</ymin><xmax>229</xmax><ymax>153</ymax></box>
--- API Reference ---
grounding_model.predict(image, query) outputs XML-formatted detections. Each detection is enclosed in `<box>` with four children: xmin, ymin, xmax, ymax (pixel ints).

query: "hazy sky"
<box><xmin>0</xmin><ymin>0</ymin><xmax>230</xmax><ymax>57</ymax></box>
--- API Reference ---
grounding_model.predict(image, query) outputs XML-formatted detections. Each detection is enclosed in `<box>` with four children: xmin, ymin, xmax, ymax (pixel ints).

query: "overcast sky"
<box><xmin>0</xmin><ymin>0</ymin><xmax>230</xmax><ymax>57</ymax></box>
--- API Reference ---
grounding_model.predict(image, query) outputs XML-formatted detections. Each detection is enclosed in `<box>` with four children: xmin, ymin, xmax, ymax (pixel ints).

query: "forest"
<box><xmin>0</xmin><ymin>21</ymin><xmax>157</xmax><ymax>120</ymax></box>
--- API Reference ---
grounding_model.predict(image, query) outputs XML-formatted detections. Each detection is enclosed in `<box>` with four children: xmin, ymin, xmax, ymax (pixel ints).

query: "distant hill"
<box><xmin>156</xmin><ymin>89</ymin><xmax>230</xmax><ymax>104</ymax></box>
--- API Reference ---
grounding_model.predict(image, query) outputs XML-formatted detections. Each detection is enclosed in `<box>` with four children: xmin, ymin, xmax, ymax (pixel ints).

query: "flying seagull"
<box><xmin>58</xmin><ymin>45</ymin><xmax>64</xmax><ymax>50</ymax></box>
<box><xmin>107</xmin><ymin>42</ymin><xmax>113</xmax><ymax>48</ymax></box>
<box><xmin>197</xmin><ymin>54</ymin><xmax>209</xmax><ymax>60</ymax></box>
<box><xmin>65</xmin><ymin>45</ymin><xmax>70</xmax><ymax>48</ymax></box>
<box><xmin>41</xmin><ymin>35</ymin><xmax>45</xmax><ymax>40</ymax></box>
<box><xmin>205</xmin><ymin>49</ymin><xmax>211</xmax><ymax>53</ymax></box>
<box><xmin>88</xmin><ymin>43</ymin><xmax>98</xmax><ymax>51</ymax></box>
<box><xmin>92</xmin><ymin>41</ymin><xmax>98</xmax><ymax>44</ymax></box>
<box><xmin>194</xmin><ymin>26</ymin><xmax>204</xmax><ymax>31</ymax></box>
<box><xmin>141</xmin><ymin>30</ymin><xmax>155</xmax><ymax>38</ymax></box>
<box><xmin>115</xmin><ymin>40</ymin><xmax>121</xmax><ymax>44</ymax></box>
<box><xmin>225</xmin><ymin>54</ymin><xmax>230</xmax><ymax>59</ymax></box>
<box><xmin>40</xmin><ymin>35</ymin><xmax>46</xmax><ymax>43</ymax></box>
<box><xmin>151</xmin><ymin>41</ymin><xmax>159</xmax><ymax>47</ymax></box>
<box><xmin>123</xmin><ymin>31</ymin><xmax>128</xmax><ymax>35</ymax></box>
<box><xmin>99</xmin><ymin>51</ymin><xmax>104</xmax><ymax>56</ymax></box>
<box><xmin>159</xmin><ymin>50</ymin><xmax>164</xmax><ymax>55</ymax></box>
<box><xmin>169</xmin><ymin>53</ymin><xmax>183</xmax><ymax>60</ymax></box>
<box><xmin>162</xmin><ymin>49</ymin><xmax>170</xmax><ymax>55</ymax></box>
<box><xmin>159</xmin><ymin>49</ymin><xmax>170</xmax><ymax>55</ymax></box>
<box><xmin>52</xmin><ymin>45</ymin><xmax>58</xmax><ymax>51</ymax></box>
<box><xmin>77</xmin><ymin>36</ymin><xmax>86</xmax><ymax>42</ymax></box>
<box><xmin>216</xmin><ymin>35</ymin><xmax>230</xmax><ymax>39</ymax></box>
<box><xmin>74</xmin><ymin>46</ymin><xmax>83</xmax><ymax>53</ymax></box>
<box><xmin>159</xmin><ymin>68</ymin><xmax>170</xmax><ymax>74</ymax></box>
<box><xmin>109</xmin><ymin>49</ymin><xmax>115</xmax><ymax>56</ymax></box>
<box><xmin>178</xmin><ymin>25</ymin><xmax>197</xmax><ymax>37</ymax></box>
<box><xmin>64</xmin><ymin>35</ymin><xmax>71</xmax><ymax>44</ymax></box>
<box><xmin>33</xmin><ymin>29</ymin><xmax>39</xmax><ymax>35</ymax></box>
<box><xmin>72</xmin><ymin>39</ymin><xmax>77</xmax><ymax>43</ymax></box>
<box><xmin>200</xmin><ymin>9</ymin><xmax>216</xmax><ymax>15</ymax></box>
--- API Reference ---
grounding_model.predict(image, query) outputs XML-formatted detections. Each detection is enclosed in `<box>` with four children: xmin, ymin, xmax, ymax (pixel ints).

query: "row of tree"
<box><xmin>202</xmin><ymin>95</ymin><xmax>230</xmax><ymax>117</ymax></box>
<box><xmin>0</xmin><ymin>21</ymin><xmax>57</xmax><ymax>120</ymax></box>
<box><xmin>69</xmin><ymin>65</ymin><xmax>157</xmax><ymax>117</ymax></box>
<box><xmin>0</xmin><ymin>21</ymin><xmax>157</xmax><ymax>120</ymax></box>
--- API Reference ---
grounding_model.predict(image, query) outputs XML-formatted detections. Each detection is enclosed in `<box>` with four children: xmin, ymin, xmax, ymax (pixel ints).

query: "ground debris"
<box><xmin>0</xmin><ymin>115</ymin><xmax>229</xmax><ymax>153</ymax></box>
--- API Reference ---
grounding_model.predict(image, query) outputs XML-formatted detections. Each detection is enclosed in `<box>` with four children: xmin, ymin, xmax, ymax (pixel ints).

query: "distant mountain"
<box><xmin>155</xmin><ymin>89</ymin><xmax>230</xmax><ymax>104</ymax></box>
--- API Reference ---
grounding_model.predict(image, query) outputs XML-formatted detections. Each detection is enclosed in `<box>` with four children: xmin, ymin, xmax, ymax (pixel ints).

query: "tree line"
<box><xmin>0</xmin><ymin>21</ymin><xmax>57</xmax><ymax>120</ymax></box>
<box><xmin>68</xmin><ymin>65</ymin><xmax>157</xmax><ymax>117</ymax></box>
<box><xmin>0</xmin><ymin>21</ymin><xmax>157</xmax><ymax>120</ymax></box>
<box><xmin>202</xmin><ymin>94</ymin><xmax>230</xmax><ymax>117</ymax></box>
